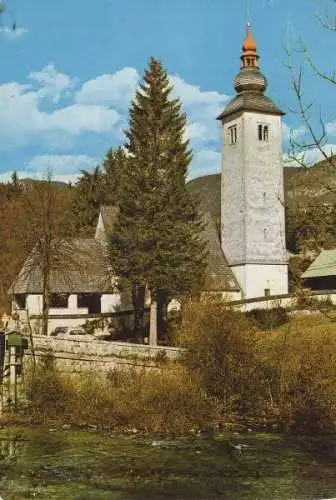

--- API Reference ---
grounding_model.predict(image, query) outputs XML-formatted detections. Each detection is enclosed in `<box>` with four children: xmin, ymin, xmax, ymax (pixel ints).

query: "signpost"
<box><xmin>0</xmin><ymin>331</ymin><xmax>28</xmax><ymax>411</ymax></box>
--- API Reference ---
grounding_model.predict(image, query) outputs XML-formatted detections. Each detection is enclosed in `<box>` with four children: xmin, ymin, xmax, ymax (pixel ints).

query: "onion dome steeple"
<box><xmin>217</xmin><ymin>23</ymin><xmax>284</xmax><ymax>120</ymax></box>
<box><xmin>234</xmin><ymin>23</ymin><xmax>267</xmax><ymax>94</ymax></box>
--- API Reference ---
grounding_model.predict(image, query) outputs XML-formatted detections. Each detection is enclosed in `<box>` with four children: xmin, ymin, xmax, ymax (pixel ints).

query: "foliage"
<box><xmin>24</xmin><ymin>362</ymin><xmax>218</xmax><ymax>433</ymax></box>
<box><xmin>288</xmin><ymin>203</ymin><xmax>336</xmax><ymax>254</ymax></box>
<box><xmin>177</xmin><ymin>299</ymin><xmax>260</xmax><ymax>414</ymax></box>
<box><xmin>71</xmin><ymin>148</ymin><xmax>129</xmax><ymax>236</ymax></box>
<box><xmin>25</xmin><ymin>352</ymin><xmax>75</xmax><ymax>423</ymax></box>
<box><xmin>178</xmin><ymin>300</ymin><xmax>336</xmax><ymax>433</ymax></box>
<box><xmin>109</xmin><ymin>58</ymin><xmax>206</xmax><ymax>342</ymax></box>
<box><xmin>0</xmin><ymin>174</ymin><xmax>76</xmax><ymax>314</ymax></box>
<box><xmin>72</xmin><ymin>166</ymin><xmax>105</xmax><ymax>236</ymax></box>
<box><xmin>246</xmin><ymin>306</ymin><xmax>290</xmax><ymax>330</ymax></box>
<box><xmin>22</xmin><ymin>174</ymin><xmax>77</xmax><ymax>335</ymax></box>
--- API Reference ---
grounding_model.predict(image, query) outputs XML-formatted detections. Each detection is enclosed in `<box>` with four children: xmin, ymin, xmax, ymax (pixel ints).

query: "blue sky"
<box><xmin>0</xmin><ymin>0</ymin><xmax>335</xmax><ymax>182</ymax></box>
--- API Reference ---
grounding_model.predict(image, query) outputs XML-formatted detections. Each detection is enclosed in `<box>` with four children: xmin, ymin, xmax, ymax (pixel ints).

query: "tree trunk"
<box><xmin>42</xmin><ymin>268</ymin><xmax>50</xmax><ymax>336</ymax></box>
<box><xmin>149</xmin><ymin>291</ymin><xmax>157</xmax><ymax>346</ymax></box>
<box><xmin>132</xmin><ymin>283</ymin><xmax>145</xmax><ymax>334</ymax></box>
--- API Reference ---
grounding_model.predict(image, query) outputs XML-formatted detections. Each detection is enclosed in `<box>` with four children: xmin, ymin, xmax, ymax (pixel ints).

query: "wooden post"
<box><xmin>149</xmin><ymin>295</ymin><xmax>158</xmax><ymax>347</ymax></box>
<box><xmin>0</xmin><ymin>333</ymin><xmax>5</xmax><ymax>414</ymax></box>
<box><xmin>8</xmin><ymin>346</ymin><xmax>17</xmax><ymax>406</ymax></box>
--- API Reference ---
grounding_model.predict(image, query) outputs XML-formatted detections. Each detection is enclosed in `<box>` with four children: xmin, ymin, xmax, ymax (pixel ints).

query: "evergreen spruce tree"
<box><xmin>109</xmin><ymin>58</ymin><xmax>206</xmax><ymax>345</ymax></box>
<box><xmin>103</xmin><ymin>146</ymin><xmax>129</xmax><ymax>204</ymax></box>
<box><xmin>72</xmin><ymin>166</ymin><xmax>105</xmax><ymax>236</ymax></box>
<box><xmin>72</xmin><ymin>149</ymin><xmax>128</xmax><ymax>236</ymax></box>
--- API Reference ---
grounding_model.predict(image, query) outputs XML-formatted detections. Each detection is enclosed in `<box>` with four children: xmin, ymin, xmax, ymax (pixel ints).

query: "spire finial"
<box><xmin>233</xmin><ymin>24</ymin><xmax>267</xmax><ymax>94</ymax></box>
<box><xmin>242</xmin><ymin>22</ymin><xmax>257</xmax><ymax>53</ymax></box>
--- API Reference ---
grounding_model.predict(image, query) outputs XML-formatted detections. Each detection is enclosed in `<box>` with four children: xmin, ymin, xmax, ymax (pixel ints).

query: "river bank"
<box><xmin>0</xmin><ymin>426</ymin><xmax>335</xmax><ymax>499</ymax></box>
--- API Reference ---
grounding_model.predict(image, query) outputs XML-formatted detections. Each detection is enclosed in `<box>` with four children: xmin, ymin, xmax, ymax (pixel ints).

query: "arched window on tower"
<box><xmin>228</xmin><ymin>125</ymin><xmax>237</xmax><ymax>145</ymax></box>
<box><xmin>258</xmin><ymin>124</ymin><xmax>269</xmax><ymax>142</ymax></box>
<box><xmin>263</xmin><ymin>125</ymin><xmax>269</xmax><ymax>141</ymax></box>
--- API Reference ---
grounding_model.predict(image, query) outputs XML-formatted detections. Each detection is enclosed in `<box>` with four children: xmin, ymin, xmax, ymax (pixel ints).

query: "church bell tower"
<box><xmin>217</xmin><ymin>24</ymin><xmax>288</xmax><ymax>299</ymax></box>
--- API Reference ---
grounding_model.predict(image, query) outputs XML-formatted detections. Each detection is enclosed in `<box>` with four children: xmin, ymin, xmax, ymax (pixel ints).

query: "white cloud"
<box><xmin>27</xmin><ymin>154</ymin><xmax>98</xmax><ymax>175</ymax></box>
<box><xmin>0</xmin><ymin>26</ymin><xmax>27</xmax><ymax>40</ymax></box>
<box><xmin>186</xmin><ymin>121</ymin><xmax>221</xmax><ymax>144</ymax></box>
<box><xmin>189</xmin><ymin>149</ymin><xmax>221</xmax><ymax>179</ymax></box>
<box><xmin>46</xmin><ymin>104</ymin><xmax>119</xmax><ymax>135</ymax></box>
<box><xmin>282</xmin><ymin>122</ymin><xmax>307</xmax><ymax>143</ymax></box>
<box><xmin>75</xmin><ymin>67</ymin><xmax>139</xmax><ymax>110</ymax></box>
<box><xmin>0</xmin><ymin>170</ymin><xmax>82</xmax><ymax>184</ymax></box>
<box><xmin>29</xmin><ymin>63</ymin><xmax>75</xmax><ymax>103</ymax></box>
<box><xmin>0</xmin><ymin>65</ymin><xmax>231</xmax><ymax>181</ymax></box>
<box><xmin>170</xmin><ymin>75</ymin><xmax>228</xmax><ymax>149</ymax></box>
<box><xmin>0</xmin><ymin>155</ymin><xmax>99</xmax><ymax>183</ymax></box>
<box><xmin>170</xmin><ymin>75</ymin><xmax>229</xmax><ymax>108</ymax></box>
<box><xmin>325</xmin><ymin>119</ymin><xmax>336</xmax><ymax>136</ymax></box>
<box><xmin>283</xmin><ymin>143</ymin><xmax>336</xmax><ymax>167</ymax></box>
<box><xmin>0</xmin><ymin>78</ymin><xmax>120</xmax><ymax>150</ymax></box>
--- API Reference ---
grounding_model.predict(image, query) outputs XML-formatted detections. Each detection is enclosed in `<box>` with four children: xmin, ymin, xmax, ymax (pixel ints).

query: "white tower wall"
<box><xmin>221</xmin><ymin>111</ymin><xmax>288</xmax><ymax>299</ymax></box>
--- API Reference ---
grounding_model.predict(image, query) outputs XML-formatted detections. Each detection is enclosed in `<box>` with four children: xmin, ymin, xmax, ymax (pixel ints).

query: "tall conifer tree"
<box><xmin>109</xmin><ymin>58</ymin><xmax>206</xmax><ymax>345</ymax></box>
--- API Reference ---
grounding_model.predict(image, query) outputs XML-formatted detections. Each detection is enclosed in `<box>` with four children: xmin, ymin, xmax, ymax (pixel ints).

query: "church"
<box><xmin>11</xmin><ymin>24</ymin><xmax>289</xmax><ymax>332</ymax></box>
<box><xmin>200</xmin><ymin>23</ymin><xmax>288</xmax><ymax>300</ymax></box>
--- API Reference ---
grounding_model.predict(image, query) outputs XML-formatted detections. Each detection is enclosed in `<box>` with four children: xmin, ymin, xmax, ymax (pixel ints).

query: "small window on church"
<box><xmin>264</xmin><ymin>228</ymin><xmax>267</xmax><ymax>240</ymax></box>
<box><xmin>263</xmin><ymin>125</ymin><xmax>269</xmax><ymax>141</ymax></box>
<box><xmin>229</xmin><ymin>125</ymin><xmax>237</xmax><ymax>145</ymax></box>
<box><xmin>258</xmin><ymin>124</ymin><xmax>269</xmax><ymax>141</ymax></box>
<box><xmin>258</xmin><ymin>124</ymin><xmax>263</xmax><ymax>141</ymax></box>
<box><xmin>264</xmin><ymin>288</ymin><xmax>270</xmax><ymax>297</ymax></box>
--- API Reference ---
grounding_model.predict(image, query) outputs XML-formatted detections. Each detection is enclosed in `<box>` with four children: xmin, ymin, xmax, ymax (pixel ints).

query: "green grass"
<box><xmin>272</xmin><ymin>313</ymin><xmax>336</xmax><ymax>335</ymax></box>
<box><xmin>0</xmin><ymin>427</ymin><xmax>335</xmax><ymax>499</ymax></box>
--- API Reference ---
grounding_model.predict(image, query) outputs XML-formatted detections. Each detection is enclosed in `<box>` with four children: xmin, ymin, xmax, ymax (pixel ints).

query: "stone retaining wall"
<box><xmin>231</xmin><ymin>290</ymin><xmax>336</xmax><ymax>312</ymax></box>
<box><xmin>25</xmin><ymin>335</ymin><xmax>182</xmax><ymax>374</ymax></box>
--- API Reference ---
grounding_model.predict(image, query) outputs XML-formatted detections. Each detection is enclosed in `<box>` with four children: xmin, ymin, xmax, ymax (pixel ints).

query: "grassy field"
<box><xmin>0</xmin><ymin>427</ymin><xmax>336</xmax><ymax>499</ymax></box>
<box><xmin>274</xmin><ymin>313</ymin><xmax>336</xmax><ymax>335</ymax></box>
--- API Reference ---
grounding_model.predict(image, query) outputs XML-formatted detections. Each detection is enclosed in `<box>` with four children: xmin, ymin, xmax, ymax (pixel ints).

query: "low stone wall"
<box><xmin>24</xmin><ymin>335</ymin><xmax>182</xmax><ymax>374</ymax></box>
<box><xmin>231</xmin><ymin>290</ymin><xmax>336</xmax><ymax>312</ymax></box>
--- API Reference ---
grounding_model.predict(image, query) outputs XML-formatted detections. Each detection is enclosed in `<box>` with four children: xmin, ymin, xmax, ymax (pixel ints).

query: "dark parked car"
<box><xmin>50</xmin><ymin>326</ymin><xmax>69</xmax><ymax>337</ymax></box>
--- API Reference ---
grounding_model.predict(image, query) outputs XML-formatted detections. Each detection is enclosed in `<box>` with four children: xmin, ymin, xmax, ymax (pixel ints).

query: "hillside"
<box><xmin>188</xmin><ymin>159</ymin><xmax>336</xmax><ymax>255</ymax></box>
<box><xmin>188</xmin><ymin>159</ymin><xmax>335</xmax><ymax>218</ymax></box>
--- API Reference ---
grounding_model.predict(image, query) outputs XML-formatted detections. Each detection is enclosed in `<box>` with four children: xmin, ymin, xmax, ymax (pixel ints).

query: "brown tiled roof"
<box><xmin>11</xmin><ymin>239</ymin><xmax>114</xmax><ymax>294</ymax></box>
<box><xmin>202</xmin><ymin>211</ymin><xmax>240</xmax><ymax>292</ymax></box>
<box><xmin>217</xmin><ymin>91</ymin><xmax>284</xmax><ymax>120</ymax></box>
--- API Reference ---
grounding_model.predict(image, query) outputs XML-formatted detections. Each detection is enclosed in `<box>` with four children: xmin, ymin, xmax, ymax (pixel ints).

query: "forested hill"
<box><xmin>188</xmin><ymin>159</ymin><xmax>336</xmax><ymax>255</ymax></box>
<box><xmin>187</xmin><ymin>159</ymin><xmax>335</xmax><ymax>217</ymax></box>
<box><xmin>0</xmin><ymin>158</ymin><xmax>334</xmax><ymax>312</ymax></box>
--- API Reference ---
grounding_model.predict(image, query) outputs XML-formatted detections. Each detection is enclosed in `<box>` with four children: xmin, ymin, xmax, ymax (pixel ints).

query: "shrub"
<box><xmin>177</xmin><ymin>299</ymin><xmax>336</xmax><ymax>433</ymax></box>
<box><xmin>23</xmin><ymin>357</ymin><xmax>219</xmax><ymax>433</ymax></box>
<box><xmin>261</xmin><ymin>322</ymin><xmax>336</xmax><ymax>432</ymax></box>
<box><xmin>177</xmin><ymin>299</ymin><xmax>263</xmax><ymax>414</ymax></box>
<box><xmin>25</xmin><ymin>351</ymin><xmax>75</xmax><ymax>424</ymax></box>
<box><xmin>246</xmin><ymin>306</ymin><xmax>289</xmax><ymax>330</ymax></box>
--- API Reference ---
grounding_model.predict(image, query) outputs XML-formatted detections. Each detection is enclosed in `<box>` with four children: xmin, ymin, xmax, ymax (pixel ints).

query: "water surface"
<box><xmin>0</xmin><ymin>427</ymin><xmax>335</xmax><ymax>499</ymax></box>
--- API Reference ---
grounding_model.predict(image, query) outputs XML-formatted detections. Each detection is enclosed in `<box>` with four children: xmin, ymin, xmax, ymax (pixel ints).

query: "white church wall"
<box><xmin>221</xmin><ymin>113</ymin><xmax>245</xmax><ymax>264</ymax></box>
<box><xmin>101</xmin><ymin>293</ymin><xmax>122</xmax><ymax>313</ymax></box>
<box><xmin>26</xmin><ymin>294</ymin><xmax>43</xmax><ymax>315</ymax></box>
<box><xmin>232</xmin><ymin>263</ymin><xmax>288</xmax><ymax>299</ymax></box>
<box><xmin>243</xmin><ymin>112</ymin><xmax>287</xmax><ymax>265</ymax></box>
<box><xmin>221</xmin><ymin>112</ymin><xmax>287</xmax><ymax>268</ymax></box>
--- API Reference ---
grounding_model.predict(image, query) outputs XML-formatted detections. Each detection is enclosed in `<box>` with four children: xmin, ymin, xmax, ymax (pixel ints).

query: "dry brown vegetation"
<box><xmin>15</xmin><ymin>303</ymin><xmax>336</xmax><ymax>435</ymax></box>
<box><xmin>22</xmin><ymin>354</ymin><xmax>219</xmax><ymax>434</ymax></box>
<box><xmin>178</xmin><ymin>300</ymin><xmax>336</xmax><ymax>433</ymax></box>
